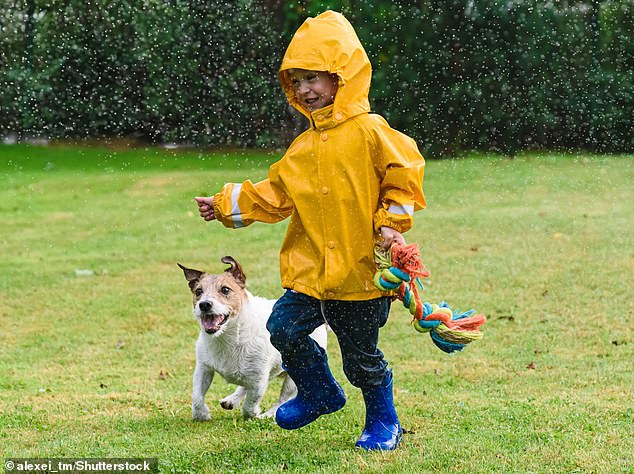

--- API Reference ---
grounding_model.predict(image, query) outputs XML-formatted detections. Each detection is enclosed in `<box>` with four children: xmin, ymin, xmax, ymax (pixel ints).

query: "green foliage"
<box><xmin>1</xmin><ymin>0</ymin><xmax>287</xmax><ymax>146</ymax></box>
<box><xmin>0</xmin><ymin>1</ymin><xmax>632</xmax><ymax>153</ymax></box>
<box><xmin>283</xmin><ymin>1</ymin><xmax>633</xmax><ymax>155</ymax></box>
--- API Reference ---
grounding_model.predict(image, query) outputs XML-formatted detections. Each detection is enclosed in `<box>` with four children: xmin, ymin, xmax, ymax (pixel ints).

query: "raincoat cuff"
<box><xmin>373</xmin><ymin>209</ymin><xmax>412</xmax><ymax>234</ymax></box>
<box><xmin>212</xmin><ymin>191</ymin><xmax>232</xmax><ymax>228</ymax></box>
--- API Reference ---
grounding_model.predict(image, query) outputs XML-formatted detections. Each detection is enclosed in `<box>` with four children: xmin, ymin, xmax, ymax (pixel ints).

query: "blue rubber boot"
<box><xmin>355</xmin><ymin>371</ymin><xmax>402</xmax><ymax>451</ymax></box>
<box><xmin>276</xmin><ymin>357</ymin><xmax>346</xmax><ymax>430</ymax></box>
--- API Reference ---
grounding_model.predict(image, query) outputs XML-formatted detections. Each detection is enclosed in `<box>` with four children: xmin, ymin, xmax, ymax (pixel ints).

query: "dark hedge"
<box><xmin>1</xmin><ymin>0</ymin><xmax>632</xmax><ymax>155</ymax></box>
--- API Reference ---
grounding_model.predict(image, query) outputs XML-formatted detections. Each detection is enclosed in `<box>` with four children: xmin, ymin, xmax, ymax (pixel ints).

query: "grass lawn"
<box><xmin>0</xmin><ymin>144</ymin><xmax>632</xmax><ymax>473</ymax></box>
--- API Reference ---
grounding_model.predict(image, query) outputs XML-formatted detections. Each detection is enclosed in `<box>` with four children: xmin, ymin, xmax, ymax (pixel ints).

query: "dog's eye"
<box><xmin>221</xmin><ymin>286</ymin><xmax>231</xmax><ymax>296</ymax></box>
<box><xmin>195</xmin><ymin>288</ymin><xmax>203</xmax><ymax>297</ymax></box>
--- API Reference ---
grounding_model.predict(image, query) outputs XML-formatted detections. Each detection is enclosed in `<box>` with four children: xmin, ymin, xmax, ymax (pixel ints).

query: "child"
<box><xmin>195</xmin><ymin>10</ymin><xmax>425</xmax><ymax>451</ymax></box>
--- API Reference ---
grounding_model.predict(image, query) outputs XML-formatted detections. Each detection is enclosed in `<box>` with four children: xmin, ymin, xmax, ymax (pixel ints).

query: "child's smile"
<box><xmin>288</xmin><ymin>68</ymin><xmax>339</xmax><ymax>112</ymax></box>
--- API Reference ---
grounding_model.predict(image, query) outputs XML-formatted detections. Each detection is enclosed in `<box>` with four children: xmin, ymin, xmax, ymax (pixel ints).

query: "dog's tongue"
<box><xmin>202</xmin><ymin>315</ymin><xmax>224</xmax><ymax>332</ymax></box>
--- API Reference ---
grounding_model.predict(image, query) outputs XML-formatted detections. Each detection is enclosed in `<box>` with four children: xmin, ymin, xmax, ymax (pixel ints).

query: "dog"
<box><xmin>178</xmin><ymin>257</ymin><xmax>327</xmax><ymax>421</ymax></box>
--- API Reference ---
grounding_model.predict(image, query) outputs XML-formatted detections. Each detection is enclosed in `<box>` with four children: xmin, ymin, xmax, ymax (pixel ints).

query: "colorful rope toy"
<box><xmin>373</xmin><ymin>243</ymin><xmax>486</xmax><ymax>353</ymax></box>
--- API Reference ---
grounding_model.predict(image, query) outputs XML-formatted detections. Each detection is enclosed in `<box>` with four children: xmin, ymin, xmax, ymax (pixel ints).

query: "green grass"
<box><xmin>1</xmin><ymin>144</ymin><xmax>632</xmax><ymax>473</ymax></box>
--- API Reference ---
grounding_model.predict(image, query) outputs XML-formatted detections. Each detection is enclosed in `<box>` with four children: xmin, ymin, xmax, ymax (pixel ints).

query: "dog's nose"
<box><xmin>199</xmin><ymin>301</ymin><xmax>212</xmax><ymax>312</ymax></box>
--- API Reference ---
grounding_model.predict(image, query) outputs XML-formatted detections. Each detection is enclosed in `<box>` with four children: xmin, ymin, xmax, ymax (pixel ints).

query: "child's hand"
<box><xmin>194</xmin><ymin>196</ymin><xmax>216</xmax><ymax>221</ymax></box>
<box><xmin>379</xmin><ymin>226</ymin><xmax>406</xmax><ymax>248</ymax></box>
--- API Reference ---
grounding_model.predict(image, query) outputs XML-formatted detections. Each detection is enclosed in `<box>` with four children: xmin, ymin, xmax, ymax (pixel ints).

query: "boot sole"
<box><xmin>355</xmin><ymin>424</ymin><xmax>403</xmax><ymax>451</ymax></box>
<box><xmin>355</xmin><ymin>433</ymin><xmax>402</xmax><ymax>451</ymax></box>
<box><xmin>276</xmin><ymin>396</ymin><xmax>346</xmax><ymax>430</ymax></box>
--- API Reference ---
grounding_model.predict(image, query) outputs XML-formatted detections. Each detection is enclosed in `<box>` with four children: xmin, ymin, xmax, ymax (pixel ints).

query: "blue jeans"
<box><xmin>266</xmin><ymin>290</ymin><xmax>391</xmax><ymax>389</ymax></box>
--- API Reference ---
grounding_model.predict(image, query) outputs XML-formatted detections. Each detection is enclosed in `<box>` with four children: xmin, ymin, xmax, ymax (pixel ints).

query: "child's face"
<box><xmin>288</xmin><ymin>69</ymin><xmax>339</xmax><ymax>112</ymax></box>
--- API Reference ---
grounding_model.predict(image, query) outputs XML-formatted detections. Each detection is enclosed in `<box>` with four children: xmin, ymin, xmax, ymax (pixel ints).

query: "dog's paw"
<box><xmin>220</xmin><ymin>389</ymin><xmax>247</xmax><ymax>410</ymax></box>
<box><xmin>220</xmin><ymin>400</ymin><xmax>234</xmax><ymax>410</ymax></box>
<box><xmin>193</xmin><ymin>414</ymin><xmax>211</xmax><ymax>422</ymax></box>
<box><xmin>192</xmin><ymin>405</ymin><xmax>211</xmax><ymax>422</ymax></box>
<box><xmin>220</xmin><ymin>398</ymin><xmax>237</xmax><ymax>410</ymax></box>
<box><xmin>259</xmin><ymin>407</ymin><xmax>278</xmax><ymax>419</ymax></box>
<box><xmin>242</xmin><ymin>405</ymin><xmax>261</xmax><ymax>419</ymax></box>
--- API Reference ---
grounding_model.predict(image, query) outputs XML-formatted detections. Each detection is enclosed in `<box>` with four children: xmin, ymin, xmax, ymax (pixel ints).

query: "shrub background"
<box><xmin>1</xmin><ymin>0</ymin><xmax>632</xmax><ymax>155</ymax></box>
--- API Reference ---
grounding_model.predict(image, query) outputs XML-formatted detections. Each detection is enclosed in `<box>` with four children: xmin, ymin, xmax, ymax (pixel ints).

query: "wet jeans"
<box><xmin>266</xmin><ymin>290</ymin><xmax>391</xmax><ymax>389</ymax></box>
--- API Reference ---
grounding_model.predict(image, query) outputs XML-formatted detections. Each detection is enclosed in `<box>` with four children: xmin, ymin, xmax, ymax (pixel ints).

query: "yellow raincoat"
<box><xmin>213</xmin><ymin>11</ymin><xmax>426</xmax><ymax>301</ymax></box>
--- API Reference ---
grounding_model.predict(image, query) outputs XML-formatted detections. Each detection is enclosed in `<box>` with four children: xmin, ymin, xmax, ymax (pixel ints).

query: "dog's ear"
<box><xmin>221</xmin><ymin>256</ymin><xmax>246</xmax><ymax>287</ymax></box>
<box><xmin>178</xmin><ymin>263</ymin><xmax>204</xmax><ymax>290</ymax></box>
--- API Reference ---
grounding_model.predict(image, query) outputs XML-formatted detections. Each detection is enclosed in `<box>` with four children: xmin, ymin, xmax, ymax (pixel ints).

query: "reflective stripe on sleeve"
<box><xmin>231</xmin><ymin>183</ymin><xmax>244</xmax><ymax>228</ymax></box>
<box><xmin>387</xmin><ymin>203</ymin><xmax>414</xmax><ymax>216</ymax></box>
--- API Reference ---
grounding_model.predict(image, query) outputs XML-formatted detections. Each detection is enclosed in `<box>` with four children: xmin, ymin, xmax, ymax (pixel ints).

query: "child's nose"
<box><xmin>298</xmin><ymin>81</ymin><xmax>311</xmax><ymax>94</ymax></box>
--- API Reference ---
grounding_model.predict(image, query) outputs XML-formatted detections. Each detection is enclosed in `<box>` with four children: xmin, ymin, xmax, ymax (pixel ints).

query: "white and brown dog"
<box><xmin>178</xmin><ymin>257</ymin><xmax>327</xmax><ymax>421</ymax></box>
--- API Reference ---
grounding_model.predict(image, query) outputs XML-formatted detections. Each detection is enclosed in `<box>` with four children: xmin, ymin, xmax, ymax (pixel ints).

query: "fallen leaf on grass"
<box><xmin>526</xmin><ymin>362</ymin><xmax>537</xmax><ymax>370</ymax></box>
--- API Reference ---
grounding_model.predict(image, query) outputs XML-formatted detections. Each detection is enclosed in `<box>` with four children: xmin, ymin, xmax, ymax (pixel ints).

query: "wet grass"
<box><xmin>1</xmin><ymin>144</ymin><xmax>632</xmax><ymax>473</ymax></box>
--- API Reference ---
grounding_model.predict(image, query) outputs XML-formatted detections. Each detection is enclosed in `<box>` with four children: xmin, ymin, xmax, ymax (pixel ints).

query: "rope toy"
<box><xmin>374</xmin><ymin>243</ymin><xmax>486</xmax><ymax>353</ymax></box>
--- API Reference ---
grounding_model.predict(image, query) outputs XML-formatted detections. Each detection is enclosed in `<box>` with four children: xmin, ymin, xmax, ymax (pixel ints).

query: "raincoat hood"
<box><xmin>279</xmin><ymin>10</ymin><xmax>371</xmax><ymax>124</ymax></box>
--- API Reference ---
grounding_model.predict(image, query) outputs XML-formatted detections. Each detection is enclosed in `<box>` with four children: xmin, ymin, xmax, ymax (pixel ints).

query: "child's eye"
<box><xmin>307</xmin><ymin>74</ymin><xmax>318</xmax><ymax>81</ymax></box>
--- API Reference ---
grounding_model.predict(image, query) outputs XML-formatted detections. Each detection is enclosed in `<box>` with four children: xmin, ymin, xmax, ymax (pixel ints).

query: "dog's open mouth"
<box><xmin>200</xmin><ymin>313</ymin><xmax>228</xmax><ymax>334</ymax></box>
